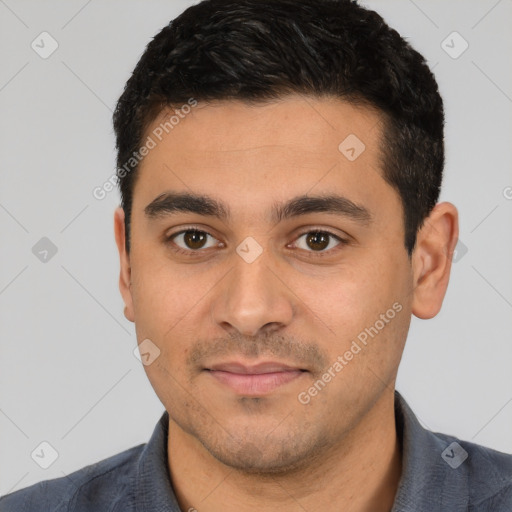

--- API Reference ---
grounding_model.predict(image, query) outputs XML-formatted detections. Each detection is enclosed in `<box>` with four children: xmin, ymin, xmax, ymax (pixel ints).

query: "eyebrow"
<box><xmin>144</xmin><ymin>191</ymin><xmax>373</xmax><ymax>226</ymax></box>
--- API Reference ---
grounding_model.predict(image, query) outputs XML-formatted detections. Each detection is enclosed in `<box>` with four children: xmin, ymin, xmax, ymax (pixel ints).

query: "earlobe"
<box><xmin>411</xmin><ymin>202</ymin><xmax>459</xmax><ymax>319</ymax></box>
<box><xmin>114</xmin><ymin>207</ymin><xmax>135</xmax><ymax>323</ymax></box>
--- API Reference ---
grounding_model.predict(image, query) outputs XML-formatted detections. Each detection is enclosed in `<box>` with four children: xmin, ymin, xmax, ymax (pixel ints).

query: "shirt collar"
<box><xmin>391</xmin><ymin>390</ymin><xmax>469</xmax><ymax>512</ymax></box>
<box><xmin>134</xmin><ymin>391</ymin><xmax>482</xmax><ymax>511</ymax></box>
<box><xmin>135</xmin><ymin>411</ymin><xmax>181</xmax><ymax>512</ymax></box>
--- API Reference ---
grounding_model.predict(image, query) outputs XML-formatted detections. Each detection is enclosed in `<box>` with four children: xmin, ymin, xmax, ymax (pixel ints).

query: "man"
<box><xmin>2</xmin><ymin>0</ymin><xmax>511</xmax><ymax>510</ymax></box>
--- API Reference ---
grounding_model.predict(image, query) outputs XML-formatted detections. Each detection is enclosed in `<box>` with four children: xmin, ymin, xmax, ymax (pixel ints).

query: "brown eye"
<box><xmin>168</xmin><ymin>229</ymin><xmax>218</xmax><ymax>252</ymax></box>
<box><xmin>183</xmin><ymin>230</ymin><xmax>208</xmax><ymax>249</ymax></box>
<box><xmin>305</xmin><ymin>232</ymin><xmax>331</xmax><ymax>251</ymax></box>
<box><xmin>292</xmin><ymin>230</ymin><xmax>346</xmax><ymax>255</ymax></box>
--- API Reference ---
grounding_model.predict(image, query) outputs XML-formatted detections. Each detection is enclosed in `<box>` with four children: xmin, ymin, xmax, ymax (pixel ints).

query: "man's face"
<box><xmin>119</xmin><ymin>95</ymin><xmax>415</xmax><ymax>472</ymax></box>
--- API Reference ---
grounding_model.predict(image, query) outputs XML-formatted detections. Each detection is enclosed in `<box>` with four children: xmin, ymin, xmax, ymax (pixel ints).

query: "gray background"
<box><xmin>1</xmin><ymin>0</ymin><xmax>511</xmax><ymax>496</ymax></box>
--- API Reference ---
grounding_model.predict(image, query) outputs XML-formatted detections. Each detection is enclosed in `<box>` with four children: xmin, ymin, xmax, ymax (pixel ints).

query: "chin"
<box><xmin>202</xmin><ymin>430</ymin><xmax>331</xmax><ymax>476</ymax></box>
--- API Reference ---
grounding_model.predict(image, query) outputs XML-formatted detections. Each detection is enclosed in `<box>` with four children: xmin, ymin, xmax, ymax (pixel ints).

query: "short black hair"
<box><xmin>113</xmin><ymin>0</ymin><xmax>444</xmax><ymax>255</ymax></box>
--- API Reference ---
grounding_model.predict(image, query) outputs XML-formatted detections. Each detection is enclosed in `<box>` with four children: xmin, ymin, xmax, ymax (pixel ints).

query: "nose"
<box><xmin>210</xmin><ymin>247</ymin><xmax>295</xmax><ymax>337</ymax></box>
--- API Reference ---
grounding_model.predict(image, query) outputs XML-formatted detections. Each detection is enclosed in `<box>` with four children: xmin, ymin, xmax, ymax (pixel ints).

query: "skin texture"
<box><xmin>114</xmin><ymin>95</ymin><xmax>459</xmax><ymax>511</ymax></box>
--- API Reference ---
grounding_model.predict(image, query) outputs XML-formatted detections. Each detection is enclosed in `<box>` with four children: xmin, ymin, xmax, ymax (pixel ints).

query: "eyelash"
<box><xmin>164</xmin><ymin>226</ymin><xmax>349</xmax><ymax>258</ymax></box>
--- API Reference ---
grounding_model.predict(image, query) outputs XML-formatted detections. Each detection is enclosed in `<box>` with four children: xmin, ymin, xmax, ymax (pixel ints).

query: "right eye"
<box><xmin>165</xmin><ymin>228</ymin><xmax>223</xmax><ymax>255</ymax></box>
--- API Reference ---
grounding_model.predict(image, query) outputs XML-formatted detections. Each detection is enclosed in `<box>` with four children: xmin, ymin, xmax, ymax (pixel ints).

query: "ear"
<box><xmin>411</xmin><ymin>202</ymin><xmax>459</xmax><ymax>319</ymax></box>
<box><xmin>114</xmin><ymin>207</ymin><xmax>135</xmax><ymax>322</ymax></box>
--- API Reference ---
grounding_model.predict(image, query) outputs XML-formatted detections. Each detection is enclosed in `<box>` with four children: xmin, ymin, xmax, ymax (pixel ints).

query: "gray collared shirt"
<box><xmin>2</xmin><ymin>391</ymin><xmax>512</xmax><ymax>511</ymax></box>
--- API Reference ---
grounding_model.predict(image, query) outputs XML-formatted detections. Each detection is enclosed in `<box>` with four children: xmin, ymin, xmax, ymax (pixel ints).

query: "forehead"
<box><xmin>147</xmin><ymin>95</ymin><xmax>382</xmax><ymax>160</ymax></box>
<box><xmin>132</xmin><ymin>95</ymin><xmax>396</xmax><ymax>223</ymax></box>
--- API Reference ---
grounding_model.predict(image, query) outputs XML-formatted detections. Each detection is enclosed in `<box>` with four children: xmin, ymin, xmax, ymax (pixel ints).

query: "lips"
<box><xmin>208</xmin><ymin>361</ymin><xmax>300</xmax><ymax>374</ymax></box>
<box><xmin>205</xmin><ymin>361</ymin><xmax>306</xmax><ymax>396</ymax></box>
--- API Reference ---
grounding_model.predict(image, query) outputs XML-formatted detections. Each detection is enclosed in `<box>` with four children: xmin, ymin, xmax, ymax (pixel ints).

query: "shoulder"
<box><xmin>394</xmin><ymin>391</ymin><xmax>512</xmax><ymax>511</ymax></box>
<box><xmin>432</xmin><ymin>430</ymin><xmax>512</xmax><ymax>510</ymax></box>
<box><xmin>0</xmin><ymin>443</ymin><xmax>145</xmax><ymax>512</ymax></box>
<box><xmin>463</xmin><ymin>438</ymin><xmax>512</xmax><ymax>510</ymax></box>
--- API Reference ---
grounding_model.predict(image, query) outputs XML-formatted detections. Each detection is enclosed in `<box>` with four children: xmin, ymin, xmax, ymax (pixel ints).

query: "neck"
<box><xmin>167</xmin><ymin>388</ymin><xmax>402</xmax><ymax>512</ymax></box>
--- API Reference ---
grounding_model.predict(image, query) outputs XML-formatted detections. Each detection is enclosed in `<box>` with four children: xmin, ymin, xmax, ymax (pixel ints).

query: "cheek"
<box><xmin>129</xmin><ymin>251</ymin><xmax>192</xmax><ymax>338</ymax></box>
<box><xmin>129</xmin><ymin>250</ymin><xmax>222</xmax><ymax>356</ymax></box>
<box><xmin>300</xmin><ymin>255</ymin><xmax>409</xmax><ymax>354</ymax></box>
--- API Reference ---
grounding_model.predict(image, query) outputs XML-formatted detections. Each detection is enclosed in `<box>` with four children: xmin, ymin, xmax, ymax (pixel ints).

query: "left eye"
<box><xmin>292</xmin><ymin>231</ymin><xmax>344</xmax><ymax>253</ymax></box>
